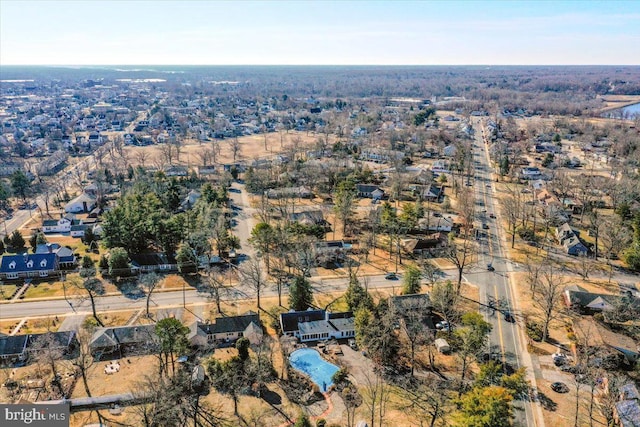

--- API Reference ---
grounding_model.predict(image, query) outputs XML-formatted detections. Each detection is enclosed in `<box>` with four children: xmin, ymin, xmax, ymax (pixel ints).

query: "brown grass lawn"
<box><xmin>124</xmin><ymin>130</ymin><xmax>333</xmax><ymax>169</ymax></box>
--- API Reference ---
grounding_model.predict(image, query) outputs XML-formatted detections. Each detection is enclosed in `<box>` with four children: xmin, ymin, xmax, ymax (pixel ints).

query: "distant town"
<box><xmin>0</xmin><ymin>65</ymin><xmax>639</xmax><ymax>427</ymax></box>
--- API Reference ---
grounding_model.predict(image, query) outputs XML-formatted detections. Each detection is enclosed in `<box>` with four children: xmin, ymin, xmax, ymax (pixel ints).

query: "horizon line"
<box><xmin>2</xmin><ymin>63</ymin><xmax>640</xmax><ymax>67</ymax></box>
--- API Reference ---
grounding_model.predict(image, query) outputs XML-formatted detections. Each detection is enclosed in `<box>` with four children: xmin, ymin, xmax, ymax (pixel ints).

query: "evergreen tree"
<box><xmin>289</xmin><ymin>275</ymin><xmax>313</xmax><ymax>311</ymax></box>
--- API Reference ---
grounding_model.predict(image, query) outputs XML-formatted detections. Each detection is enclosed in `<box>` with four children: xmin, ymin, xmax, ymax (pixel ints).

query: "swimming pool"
<box><xmin>289</xmin><ymin>348</ymin><xmax>339</xmax><ymax>392</ymax></box>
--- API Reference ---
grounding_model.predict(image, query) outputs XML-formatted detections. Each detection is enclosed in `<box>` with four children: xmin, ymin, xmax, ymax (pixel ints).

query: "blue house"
<box><xmin>0</xmin><ymin>253</ymin><xmax>59</xmax><ymax>280</ymax></box>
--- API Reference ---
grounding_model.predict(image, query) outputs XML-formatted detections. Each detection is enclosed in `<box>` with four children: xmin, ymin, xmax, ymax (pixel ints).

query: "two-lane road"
<box><xmin>470</xmin><ymin>119</ymin><xmax>544</xmax><ymax>427</ymax></box>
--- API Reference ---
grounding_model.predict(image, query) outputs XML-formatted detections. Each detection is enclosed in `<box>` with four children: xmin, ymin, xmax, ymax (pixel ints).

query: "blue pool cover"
<box><xmin>289</xmin><ymin>348</ymin><xmax>339</xmax><ymax>392</ymax></box>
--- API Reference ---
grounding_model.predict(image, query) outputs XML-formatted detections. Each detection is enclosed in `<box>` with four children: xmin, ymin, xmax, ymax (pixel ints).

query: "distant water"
<box><xmin>605</xmin><ymin>102</ymin><xmax>640</xmax><ymax>119</ymax></box>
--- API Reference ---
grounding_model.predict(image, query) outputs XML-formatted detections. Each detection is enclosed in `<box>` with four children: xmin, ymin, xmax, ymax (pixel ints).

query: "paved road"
<box><xmin>471</xmin><ymin>119</ymin><xmax>544</xmax><ymax>427</ymax></box>
<box><xmin>0</xmin><ymin>270</ymin><xmax>458</xmax><ymax>321</ymax></box>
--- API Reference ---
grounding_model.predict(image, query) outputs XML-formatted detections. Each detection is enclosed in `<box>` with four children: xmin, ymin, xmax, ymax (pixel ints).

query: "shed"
<box><xmin>435</xmin><ymin>338</ymin><xmax>451</xmax><ymax>354</ymax></box>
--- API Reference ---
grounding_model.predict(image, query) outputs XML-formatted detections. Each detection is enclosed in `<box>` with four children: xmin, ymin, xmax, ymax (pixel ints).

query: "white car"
<box><xmin>436</xmin><ymin>321</ymin><xmax>451</xmax><ymax>331</ymax></box>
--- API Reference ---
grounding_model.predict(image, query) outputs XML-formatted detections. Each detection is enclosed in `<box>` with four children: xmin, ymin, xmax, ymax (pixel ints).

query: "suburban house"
<box><xmin>418</xmin><ymin>214</ymin><xmax>454</xmax><ymax>232</ymax></box>
<box><xmin>431</xmin><ymin>160</ymin><xmax>451</xmax><ymax>174</ymax></box>
<box><xmin>615</xmin><ymin>383</ymin><xmax>640</xmax><ymax>427</ymax></box>
<box><xmin>0</xmin><ymin>253</ymin><xmax>59</xmax><ymax>280</ymax></box>
<box><xmin>90</xmin><ymin>325</ymin><xmax>157</xmax><ymax>359</ymax></box>
<box><xmin>573</xmin><ymin>318</ymin><xmax>639</xmax><ymax>366</ymax></box>
<box><xmin>289</xmin><ymin>210</ymin><xmax>327</xmax><ymax>227</ymax></box>
<box><xmin>390</xmin><ymin>293</ymin><xmax>433</xmax><ymax>312</ymax></box>
<box><xmin>402</xmin><ymin>233</ymin><xmax>448</xmax><ymax>256</ymax></box>
<box><xmin>64</xmin><ymin>192</ymin><xmax>97</xmax><ymax>213</ymax></box>
<box><xmin>422</xmin><ymin>184</ymin><xmax>443</xmax><ymax>202</ymax></box>
<box><xmin>521</xmin><ymin>167</ymin><xmax>542</xmax><ymax>180</ymax></box>
<box><xmin>442</xmin><ymin>145</ymin><xmax>457</xmax><ymax>157</ymax></box>
<box><xmin>0</xmin><ymin>335</ymin><xmax>29</xmax><ymax>365</ymax></box>
<box><xmin>563</xmin><ymin>285</ymin><xmax>640</xmax><ymax>314</ymax></box>
<box><xmin>359</xmin><ymin>148</ymin><xmax>404</xmax><ymax>163</ymax></box>
<box><xmin>42</xmin><ymin>214</ymin><xmax>79</xmax><ymax>233</ymax></box>
<box><xmin>314</xmin><ymin>240</ymin><xmax>352</xmax><ymax>265</ymax></box>
<box><xmin>265</xmin><ymin>186</ymin><xmax>313</xmax><ymax>199</ymax></box>
<box><xmin>180</xmin><ymin>190</ymin><xmax>201</xmax><ymax>211</ymax></box>
<box><xmin>26</xmin><ymin>331</ymin><xmax>77</xmax><ymax>358</ymax></box>
<box><xmin>35</xmin><ymin>243</ymin><xmax>76</xmax><ymax>269</ymax></box>
<box><xmin>556</xmin><ymin>223</ymin><xmax>589</xmax><ymax>256</ymax></box>
<box><xmin>130</xmin><ymin>253</ymin><xmax>178</xmax><ymax>273</ymax></box>
<box><xmin>188</xmin><ymin>312</ymin><xmax>261</xmax><ymax>348</ymax></box>
<box><xmin>280</xmin><ymin>309</ymin><xmax>355</xmax><ymax>342</ymax></box>
<box><xmin>0</xmin><ymin>331</ymin><xmax>76</xmax><ymax>366</ymax></box>
<box><xmin>356</xmin><ymin>184</ymin><xmax>384</xmax><ymax>199</ymax></box>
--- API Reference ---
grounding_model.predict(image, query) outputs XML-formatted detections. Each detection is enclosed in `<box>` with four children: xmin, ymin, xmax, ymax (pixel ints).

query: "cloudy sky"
<box><xmin>1</xmin><ymin>0</ymin><xmax>639</xmax><ymax>65</ymax></box>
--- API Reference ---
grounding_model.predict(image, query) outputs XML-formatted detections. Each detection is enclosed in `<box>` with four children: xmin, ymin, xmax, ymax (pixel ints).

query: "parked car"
<box><xmin>489</xmin><ymin>213</ymin><xmax>496</xmax><ymax>218</ymax></box>
<box><xmin>384</xmin><ymin>272</ymin><xmax>398</xmax><ymax>280</ymax></box>
<box><xmin>551</xmin><ymin>382</ymin><xmax>569</xmax><ymax>393</ymax></box>
<box><xmin>348</xmin><ymin>339</ymin><xmax>357</xmax><ymax>350</ymax></box>
<box><xmin>487</xmin><ymin>264</ymin><xmax>495</xmax><ymax>272</ymax></box>
<box><xmin>482</xmin><ymin>223</ymin><xmax>490</xmax><ymax>230</ymax></box>
<box><xmin>436</xmin><ymin>321</ymin><xmax>451</xmax><ymax>331</ymax></box>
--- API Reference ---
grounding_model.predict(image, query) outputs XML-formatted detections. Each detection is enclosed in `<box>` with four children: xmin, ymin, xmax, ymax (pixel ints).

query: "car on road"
<box><xmin>384</xmin><ymin>272</ymin><xmax>398</xmax><ymax>280</ymax></box>
<box><xmin>487</xmin><ymin>264</ymin><xmax>495</xmax><ymax>272</ymax></box>
<box><xmin>503</xmin><ymin>312</ymin><xmax>516</xmax><ymax>323</ymax></box>
<box><xmin>551</xmin><ymin>382</ymin><xmax>569</xmax><ymax>393</ymax></box>
<box><xmin>486</xmin><ymin>183</ymin><xmax>491</xmax><ymax>188</ymax></box>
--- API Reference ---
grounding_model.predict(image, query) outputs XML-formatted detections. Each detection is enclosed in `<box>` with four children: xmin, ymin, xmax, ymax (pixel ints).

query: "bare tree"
<box><xmin>444</xmin><ymin>233</ymin><xmax>475</xmax><ymax>295</ymax></box>
<box><xmin>140</xmin><ymin>272</ymin><xmax>161</xmax><ymax>319</ymax></box>
<box><xmin>362</xmin><ymin>369</ymin><xmax>391</xmax><ymax>427</ymax></box>
<box><xmin>501</xmin><ymin>184</ymin><xmax>525</xmax><ymax>248</ymax></box>
<box><xmin>396</xmin><ymin>376</ymin><xmax>450</xmax><ymax>427</ymax></box>
<box><xmin>532</xmin><ymin>262</ymin><xmax>566</xmax><ymax>342</ymax></box>
<box><xmin>31</xmin><ymin>332</ymin><xmax>66</xmax><ymax>398</ymax></box>
<box><xmin>600</xmin><ymin>215</ymin><xmax>632</xmax><ymax>281</ymax></box>
<box><xmin>230</xmin><ymin>137</ymin><xmax>240</xmax><ymax>162</ymax></box>
<box><xmin>240</xmin><ymin>257</ymin><xmax>266</xmax><ymax>310</ymax></box>
<box><xmin>203</xmin><ymin>266</ymin><xmax>229</xmax><ymax>314</ymax></box>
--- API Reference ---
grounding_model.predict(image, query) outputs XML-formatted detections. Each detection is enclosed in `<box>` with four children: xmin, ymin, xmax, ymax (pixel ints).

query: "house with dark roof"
<box><xmin>0</xmin><ymin>335</ymin><xmax>29</xmax><ymax>365</ymax></box>
<box><xmin>189</xmin><ymin>312</ymin><xmax>261</xmax><ymax>347</ymax></box>
<box><xmin>35</xmin><ymin>243</ymin><xmax>76</xmax><ymax>269</ymax></box>
<box><xmin>280</xmin><ymin>309</ymin><xmax>355</xmax><ymax>342</ymax></box>
<box><xmin>0</xmin><ymin>331</ymin><xmax>77</xmax><ymax>366</ymax></box>
<box><xmin>556</xmin><ymin>223</ymin><xmax>589</xmax><ymax>256</ymax></box>
<box><xmin>563</xmin><ymin>285</ymin><xmax>640</xmax><ymax>314</ymax></box>
<box><xmin>90</xmin><ymin>325</ymin><xmax>157</xmax><ymax>358</ymax></box>
<box><xmin>616</xmin><ymin>383</ymin><xmax>640</xmax><ymax>427</ymax></box>
<box><xmin>130</xmin><ymin>253</ymin><xmax>177</xmax><ymax>273</ymax></box>
<box><xmin>289</xmin><ymin>210</ymin><xmax>327</xmax><ymax>227</ymax></box>
<box><xmin>356</xmin><ymin>184</ymin><xmax>384</xmax><ymax>200</ymax></box>
<box><xmin>26</xmin><ymin>331</ymin><xmax>77</xmax><ymax>358</ymax></box>
<box><xmin>402</xmin><ymin>233</ymin><xmax>448</xmax><ymax>256</ymax></box>
<box><xmin>314</xmin><ymin>240</ymin><xmax>352</xmax><ymax>265</ymax></box>
<box><xmin>0</xmin><ymin>253</ymin><xmax>59</xmax><ymax>280</ymax></box>
<box><xmin>422</xmin><ymin>184</ymin><xmax>443</xmax><ymax>202</ymax></box>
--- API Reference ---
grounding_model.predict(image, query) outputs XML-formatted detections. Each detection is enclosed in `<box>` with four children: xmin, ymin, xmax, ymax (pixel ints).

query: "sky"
<box><xmin>1</xmin><ymin>0</ymin><xmax>639</xmax><ymax>66</ymax></box>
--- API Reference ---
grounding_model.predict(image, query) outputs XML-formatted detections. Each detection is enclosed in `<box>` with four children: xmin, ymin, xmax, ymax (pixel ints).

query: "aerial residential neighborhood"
<box><xmin>1</xmin><ymin>2</ymin><xmax>640</xmax><ymax>427</ymax></box>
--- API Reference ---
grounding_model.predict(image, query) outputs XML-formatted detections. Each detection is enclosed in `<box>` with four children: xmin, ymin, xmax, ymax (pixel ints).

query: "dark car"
<box><xmin>551</xmin><ymin>382</ymin><xmax>569</xmax><ymax>393</ymax></box>
<box><xmin>489</xmin><ymin>213</ymin><xmax>496</xmax><ymax>218</ymax></box>
<box><xmin>487</xmin><ymin>264</ymin><xmax>495</xmax><ymax>272</ymax></box>
<box><xmin>228</xmin><ymin>188</ymin><xmax>241</xmax><ymax>193</ymax></box>
<box><xmin>482</xmin><ymin>223</ymin><xmax>489</xmax><ymax>230</ymax></box>
<box><xmin>385</xmin><ymin>272</ymin><xmax>398</xmax><ymax>280</ymax></box>
<box><xmin>503</xmin><ymin>312</ymin><xmax>515</xmax><ymax>323</ymax></box>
